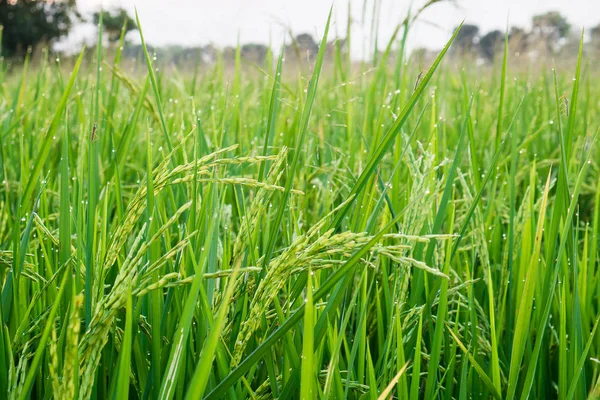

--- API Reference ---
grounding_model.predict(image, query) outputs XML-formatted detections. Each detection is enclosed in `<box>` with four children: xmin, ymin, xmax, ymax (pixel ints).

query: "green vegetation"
<box><xmin>0</xmin><ymin>0</ymin><xmax>78</xmax><ymax>58</ymax></box>
<box><xmin>0</xmin><ymin>7</ymin><xmax>599</xmax><ymax>400</ymax></box>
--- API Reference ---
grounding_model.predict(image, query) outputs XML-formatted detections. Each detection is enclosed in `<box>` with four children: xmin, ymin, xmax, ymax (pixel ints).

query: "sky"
<box><xmin>64</xmin><ymin>0</ymin><xmax>600</xmax><ymax>58</ymax></box>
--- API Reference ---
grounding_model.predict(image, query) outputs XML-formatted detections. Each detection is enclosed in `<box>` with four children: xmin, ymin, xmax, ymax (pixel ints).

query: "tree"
<box><xmin>241</xmin><ymin>43</ymin><xmax>268</xmax><ymax>64</ymax></box>
<box><xmin>508</xmin><ymin>26</ymin><xmax>530</xmax><ymax>55</ymax></box>
<box><xmin>592</xmin><ymin>24</ymin><xmax>600</xmax><ymax>47</ymax></box>
<box><xmin>453</xmin><ymin>24</ymin><xmax>479</xmax><ymax>55</ymax></box>
<box><xmin>587</xmin><ymin>24</ymin><xmax>600</xmax><ymax>58</ymax></box>
<box><xmin>531</xmin><ymin>11</ymin><xmax>570</xmax><ymax>54</ymax></box>
<box><xmin>93</xmin><ymin>8</ymin><xmax>136</xmax><ymax>43</ymax></box>
<box><xmin>479</xmin><ymin>30</ymin><xmax>503</xmax><ymax>62</ymax></box>
<box><xmin>0</xmin><ymin>0</ymin><xmax>78</xmax><ymax>58</ymax></box>
<box><xmin>284</xmin><ymin>33</ymin><xmax>319</xmax><ymax>64</ymax></box>
<box><xmin>296</xmin><ymin>33</ymin><xmax>317</xmax><ymax>48</ymax></box>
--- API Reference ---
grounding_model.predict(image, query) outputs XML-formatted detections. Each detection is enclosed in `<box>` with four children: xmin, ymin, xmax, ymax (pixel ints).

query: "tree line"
<box><xmin>1</xmin><ymin>1</ymin><xmax>600</xmax><ymax>66</ymax></box>
<box><xmin>447</xmin><ymin>11</ymin><xmax>582</xmax><ymax>62</ymax></box>
<box><xmin>0</xmin><ymin>1</ymin><xmax>134</xmax><ymax>58</ymax></box>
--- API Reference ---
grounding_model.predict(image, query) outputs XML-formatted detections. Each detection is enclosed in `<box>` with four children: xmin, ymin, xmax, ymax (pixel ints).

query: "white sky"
<box><xmin>66</xmin><ymin>0</ymin><xmax>600</xmax><ymax>58</ymax></box>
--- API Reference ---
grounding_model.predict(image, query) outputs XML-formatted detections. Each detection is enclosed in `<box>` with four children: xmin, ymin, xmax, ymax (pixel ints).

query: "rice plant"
<box><xmin>0</xmin><ymin>6</ymin><xmax>599</xmax><ymax>400</ymax></box>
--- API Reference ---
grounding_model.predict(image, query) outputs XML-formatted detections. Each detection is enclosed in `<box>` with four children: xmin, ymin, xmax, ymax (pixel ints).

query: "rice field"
<box><xmin>0</xmin><ymin>9</ymin><xmax>600</xmax><ymax>400</ymax></box>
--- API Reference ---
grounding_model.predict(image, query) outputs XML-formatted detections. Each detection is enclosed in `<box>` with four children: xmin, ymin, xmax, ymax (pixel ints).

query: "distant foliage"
<box><xmin>0</xmin><ymin>0</ymin><xmax>78</xmax><ymax>58</ymax></box>
<box><xmin>531</xmin><ymin>11</ymin><xmax>571</xmax><ymax>54</ymax></box>
<box><xmin>240</xmin><ymin>43</ymin><xmax>268</xmax><ymax>64</ymax></box>
<box><xmin>591</xmin><ymin>24</ymin><xmax>600</xmax><ymax>50</ymax></box>
<box><xmin>479</xmin><ymin>30</ymin><xmax>503</xmax><ymax>62</ymax></box>
<box><xmin>443</xmin><ymin>10</ymin><xmax>587</xmax><ymax>63</ymax></box>
<box><xmin>453</xmin><ymin>24</ymin><xmax>479</xmax><ymax>54</ymax></box>
<box><xmin>532</xmin><ymin>11</ymin><xmax>571</xmax><ymax>39</ymax></box>
<box><xmin>93</xmin><ymin>8</ymin><xmax>136</xmax><ymax>43</ymax></box>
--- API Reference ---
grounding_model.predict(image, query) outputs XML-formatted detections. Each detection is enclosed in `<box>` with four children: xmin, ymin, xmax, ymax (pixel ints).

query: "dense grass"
<box><xmin>0</xmin><ymin>10</ymin><xmax>600</xmax><ymax>400</ymax></box>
